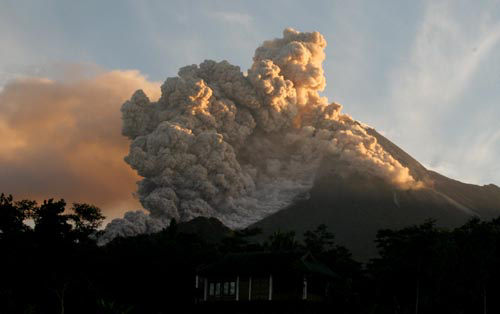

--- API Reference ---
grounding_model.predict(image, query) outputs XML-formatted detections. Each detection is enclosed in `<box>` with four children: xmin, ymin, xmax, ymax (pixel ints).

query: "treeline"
<box><xmin>2</xmin><ymin>193</ymin><xmax>500</xmax><ymax>313</ymax></box>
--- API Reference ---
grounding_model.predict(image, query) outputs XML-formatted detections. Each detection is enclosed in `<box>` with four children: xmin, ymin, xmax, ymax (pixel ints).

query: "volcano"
<box><xmin>102</xmin><ymin>28</ymin><xmax>500</xmax><ymax>252</ymax></box>
<box><xmin>252</xmin><ymin>126</ymin><xmax>500</xmax><ymax>260</ymax></box>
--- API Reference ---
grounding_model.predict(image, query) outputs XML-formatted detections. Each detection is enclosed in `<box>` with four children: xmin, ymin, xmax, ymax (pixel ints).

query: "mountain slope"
<box><xmin>252</xmin><ymin>127</ymin><xmax>500</xmax><ymax>260</ymax></box>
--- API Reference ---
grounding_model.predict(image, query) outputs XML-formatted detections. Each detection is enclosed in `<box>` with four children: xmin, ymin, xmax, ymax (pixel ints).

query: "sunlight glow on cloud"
<box><xmin>0</xmin><ymin>66</ymin><xmax>160</xmax><ymax>220</ymax></box>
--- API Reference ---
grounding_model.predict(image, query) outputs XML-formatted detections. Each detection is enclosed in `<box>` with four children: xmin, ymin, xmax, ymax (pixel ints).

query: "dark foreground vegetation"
<box><xmin>2</xmin><ymin>193</ymin><xmax>500</xmax><ymax>313</ymax></box>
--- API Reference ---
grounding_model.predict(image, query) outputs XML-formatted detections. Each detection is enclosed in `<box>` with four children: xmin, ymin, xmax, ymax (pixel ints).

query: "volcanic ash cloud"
<box><xmin>101</xmin><ymin>28</ymin><xmax>422</xmax><ymax>244</ymax></box>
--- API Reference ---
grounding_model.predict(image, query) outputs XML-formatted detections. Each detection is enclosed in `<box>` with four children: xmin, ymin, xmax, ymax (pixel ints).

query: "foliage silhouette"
<box><xmin>4</xmin><ymin>193</ymin><xmax>500</xmax><ymax>313</ymax></box>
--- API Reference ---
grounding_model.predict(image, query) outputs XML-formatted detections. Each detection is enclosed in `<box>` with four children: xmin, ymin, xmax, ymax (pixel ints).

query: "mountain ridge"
<box><xmin>251</xmin><ymin>126</ymin><xmax>500</xmax><ymax>260</ymax></box>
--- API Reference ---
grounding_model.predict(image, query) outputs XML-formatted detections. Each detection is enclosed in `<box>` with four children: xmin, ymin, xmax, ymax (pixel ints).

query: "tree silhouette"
<box><xmin>304</xmin><ymin>224</ymin><xmax>335</xmax><ymax>255</ymax></box>
<box><xmin>453</xmin><ymin>217</ymin><xmax>499</xmax><ymax>314</ymax></box>
<box><xmin>266</xmin><ymin>230</ymin><xmax>301</xmax><ymax>251</ymax></box>
<box><xmin>69</xmin><ymin>203</ymin><xmax>105</xmax><ymax>244</ymax></box>
<box><xmin>368</xmin><ymin>220</ymin><xmax>452</xmax><ymax>313</ymax></box>
<box><xmin>0</xmin><ymin>193</ymin><xmax>33</xmax><ymax>238</ymax></box>
<box><xmin>32</xmin><ymin>199</ymin><xmax>72</xmax><ymax>244</ymax></box>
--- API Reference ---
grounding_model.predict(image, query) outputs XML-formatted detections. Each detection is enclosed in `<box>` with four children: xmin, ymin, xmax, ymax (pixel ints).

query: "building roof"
<box><xmin>197</xmin><ymin>251</ymin><xmax>338</xmax><ymax>279</ymax></box>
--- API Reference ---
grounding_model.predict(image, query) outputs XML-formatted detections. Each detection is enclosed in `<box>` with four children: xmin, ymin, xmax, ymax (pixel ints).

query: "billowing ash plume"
<box><xmin>98</xmin><ymin>211</ymin><xmax>165</xmax><ymax>244</ymax></box>
<box><xmin>101</xmin><ymin>28</ymin><xmax>422</xmax><ymax>244</ymax></box>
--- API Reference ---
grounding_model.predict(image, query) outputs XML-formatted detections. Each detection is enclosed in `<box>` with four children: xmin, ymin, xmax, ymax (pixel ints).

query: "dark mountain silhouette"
<box><xmin>177</xmin><ymin>216</ymin><xmax>232</xmax><ymax>242</ymax></box>
<box><xmin>252</xmin><ymin>126</ymin><xmax>500</xmax><ymax>260</ymax></box>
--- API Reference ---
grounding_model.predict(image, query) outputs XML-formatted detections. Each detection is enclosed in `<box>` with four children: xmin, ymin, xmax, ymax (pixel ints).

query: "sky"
<box><xmin>1</xmin><ymin>0</ymin><xmax>499</xmax><ymax>221</ymax></box>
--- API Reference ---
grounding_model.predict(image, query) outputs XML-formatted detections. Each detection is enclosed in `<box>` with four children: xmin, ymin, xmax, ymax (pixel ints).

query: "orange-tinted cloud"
<box><xmin>0</xmin><ymin>69</ymin><xmax>160</xmax><ymax>221</ymax></box>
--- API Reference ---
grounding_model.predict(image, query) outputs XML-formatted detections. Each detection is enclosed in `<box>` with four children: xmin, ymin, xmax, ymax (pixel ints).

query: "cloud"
<box><xmin>426</xmin><ymin>128</ymin><xmax>500</xmax><ymax>185</ymax></box>
<box><xmin>390</xmin><ymin>2</ymin><xmax>500</xmax><ymax>117</ymax></box>
<box><xmin>208</xmin><ymin>11</ymin><xmax>253</xmax><ymax>28</ymax></box>
<box><xmin>0</xmin><ymin>66</ymin><xmax>160</xmax><ymax>220</ymax></box>
<box><xmin>383</xmin><ymin>1</ymin><xmax>500</xmax><ymax>185</ymax></box>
